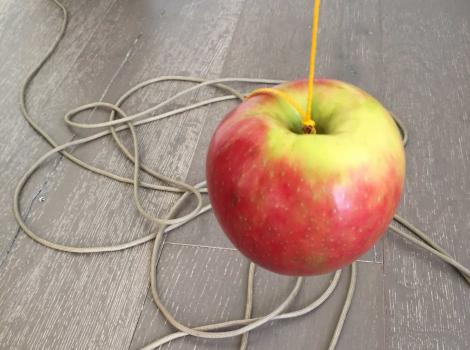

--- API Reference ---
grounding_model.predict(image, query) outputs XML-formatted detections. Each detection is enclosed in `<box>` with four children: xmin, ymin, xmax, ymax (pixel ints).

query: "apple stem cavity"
<box><xmin>246</xmin><ymin>87</ymin><xmax>317</xmax><ymax>135</ymax></box>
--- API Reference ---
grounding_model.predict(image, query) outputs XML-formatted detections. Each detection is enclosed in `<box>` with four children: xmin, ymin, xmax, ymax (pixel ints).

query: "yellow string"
<box><xmin>245</xmin><ymin>88</ymin><xmax>307</xmax><ymax>122</ymax></box>
<box><xmin>246</xmin><ymin>1</ymin><xmax>320</xmax><ymax>134</ymax></box>
<box><xmin>306</xmin><ymin>0</ymin><xmax>321</xmax><ymax>125</ymax></box>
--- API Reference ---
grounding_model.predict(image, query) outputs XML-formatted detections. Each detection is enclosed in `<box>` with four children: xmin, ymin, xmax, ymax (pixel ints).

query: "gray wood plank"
<box><xmin>129</xmin><ymin>243</ymin><xmax>249</xmax><ymax>350</ymax></box>
<box><xmin>2</xmin><ymin>1</ymin><xmax>469</xmax><ymax>350</ymax></box>
<box><xmin>130</xmin><ymin>245</ymin><xmax>383</xmax><ymax>350</ymax></box>
<box><xmin>0</xmin><ymin>0</ymin><xmax>118</xmax><ymax>265</ymax></box>
<box><xmin>166</xmin><ymin>0</ymin><xmax>386</xmax><ymax>264</ymax></box>
<box><xmin>132</xmin><ymin>1</ymin><xmax>388</xmax><ymax>349</ymax></box>
<box><xmin>247</xmin><ymin>261</ymin><xmax>383</xmax><ymax>350</ymax></box>
<box><xmin>382</xmin><ymin>0</ymin><xmax>470</xmax><ymax>349</ymax></box>
<box><xmin>0</xmin><ymin>0</ymin><xmax>245</xmax><ymax>349</ymax></box>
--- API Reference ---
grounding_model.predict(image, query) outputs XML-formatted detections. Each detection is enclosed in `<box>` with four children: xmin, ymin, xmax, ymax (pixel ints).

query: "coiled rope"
<box><xmin>13</xmin><ymin>1</ymin><xmax>470</xmax><ymax>349</ymax></box>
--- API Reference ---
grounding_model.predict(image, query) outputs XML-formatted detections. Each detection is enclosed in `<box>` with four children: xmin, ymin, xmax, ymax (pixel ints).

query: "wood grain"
<box><xmin>0</xmin><ymin>0</ymin><xmax>469</xmax><ymax>349</ymax></box>
<box><xmin>0</xmin><ymin>0</ymin><xmax>245</xmax><ymax>349</ymax></box>
<box><xmin>131</xmin><ymin>1</ymin><xmax>387</xmax><ymax>349</ymax></box>
<box><xmin>382</xmin><ymin>0</ymin><xmax>470</xmax><ymax>349</ymax></box>
<box><xmin>130</xmin><ymin>246</ymin><xmax>383</xmax><ymax>350</ymax></box>
<box><xmin>129</xmin><ymin>243</ymin><xmax>249</xmax><ymax>350</ymax></box>
<box><xmin>0</xmin><ymin>0</ymin><xmax>118</xmax><ymax>265</ymax></box>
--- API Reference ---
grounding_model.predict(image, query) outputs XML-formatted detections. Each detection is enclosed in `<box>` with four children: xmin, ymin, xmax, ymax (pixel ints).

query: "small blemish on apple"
<box><xmin>231</xmin><ymin>193</ymin><xmax>238</xmax><ymax>206</ymax></box>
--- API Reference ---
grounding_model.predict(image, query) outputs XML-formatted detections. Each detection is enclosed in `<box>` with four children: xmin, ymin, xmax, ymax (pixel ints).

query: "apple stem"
<box><xmin>303</xmin><ymin>122</ymin><xmax>315</xmax><ymax>134</ymax></box>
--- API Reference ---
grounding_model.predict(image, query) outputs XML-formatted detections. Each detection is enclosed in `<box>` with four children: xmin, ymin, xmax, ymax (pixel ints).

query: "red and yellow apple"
<box><xmin>206</xmin><ymin>79</ymin><xmax>405</xmax><ymax>276</ymax></box>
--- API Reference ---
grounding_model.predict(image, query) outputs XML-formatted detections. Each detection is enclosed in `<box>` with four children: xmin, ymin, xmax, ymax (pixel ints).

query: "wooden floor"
<box><xmin>1</xmin><ymin>0</ymin><xmax>469</xmax><ymax>349</ymax></box>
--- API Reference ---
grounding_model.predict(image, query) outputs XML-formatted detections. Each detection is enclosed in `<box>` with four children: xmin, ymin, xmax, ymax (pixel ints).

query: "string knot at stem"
<box><xmin>246</xmin><ymin>88</ymin><xmax>316</xmax><ymax>134</ymax></box>
<box><xmin>302</xmin><ymin>119</ymin><xmax>316</xmax><ymax>134</ymax></box>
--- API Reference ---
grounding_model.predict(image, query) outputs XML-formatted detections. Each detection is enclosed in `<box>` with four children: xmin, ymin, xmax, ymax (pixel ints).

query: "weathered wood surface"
<box><xmin>0</xmin><ymin>0</ymin><xmax>469</xmax><ymax>349</ymax></box>
<box><xmin>382</xmin><ymin>0</ymin><xmax>470</xmax><ymax>349</ymax></box>
<box><xmin>0</xmin><ymin>0</ymin><xmax>245</xmax><ymax>348</ymax></box>
<box><xmin>0</xmin><ymin>0</ymin><xmax>118</xmax><ymax>266</ymax></box>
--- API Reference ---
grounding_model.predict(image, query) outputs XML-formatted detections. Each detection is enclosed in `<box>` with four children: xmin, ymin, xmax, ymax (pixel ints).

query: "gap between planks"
<box><xmin>163</xmin><ymin>242</ymin><xmax>383</xmax><ymax>264</ymax></box>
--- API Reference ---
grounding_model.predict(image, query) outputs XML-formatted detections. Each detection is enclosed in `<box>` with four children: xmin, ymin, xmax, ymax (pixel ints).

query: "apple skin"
<box><xmin>206</xmin><ymin>79</ymin><xmax>405</xmax><ymax>276</ymax></box>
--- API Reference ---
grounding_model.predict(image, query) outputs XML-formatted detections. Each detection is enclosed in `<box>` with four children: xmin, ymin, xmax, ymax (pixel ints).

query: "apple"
<box><xmin>206</xmin><ymin>79</ymin><xmax>405</xmax><ymax>276</ymax></box>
